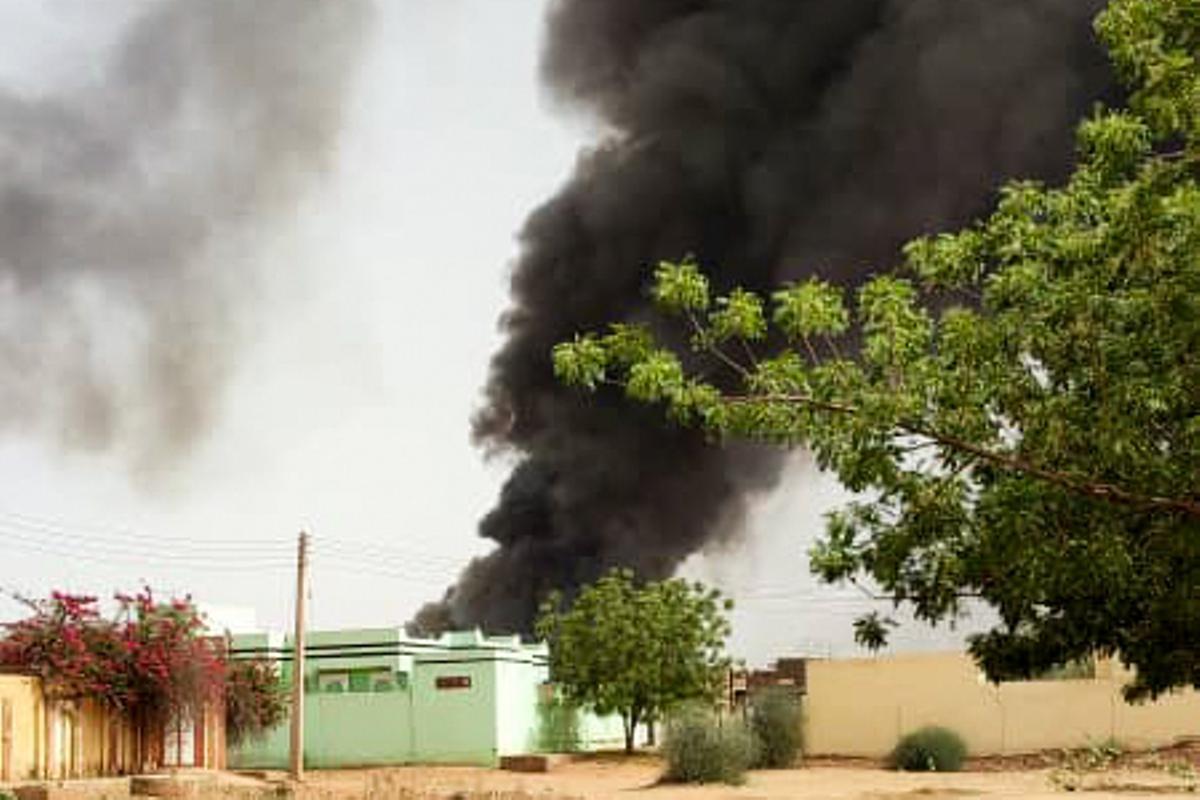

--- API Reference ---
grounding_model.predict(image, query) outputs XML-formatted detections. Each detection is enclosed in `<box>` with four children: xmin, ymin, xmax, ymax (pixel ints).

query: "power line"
<box><xmin>0</xmin><ymin>508</ymin><xmax>473</xmax><ymax>575</ymax></box>
<box><xmin>0</xmin><ymin>532</ymin><xmax>296</xmax><ymax>573</ymax></box>
<box><xmin>0</xmin><ymin>510</ymin><xmax>291</xmax><ymax>551</ymax></box>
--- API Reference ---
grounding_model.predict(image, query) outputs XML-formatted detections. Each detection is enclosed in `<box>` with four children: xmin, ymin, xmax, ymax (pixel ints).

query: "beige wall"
<box><xmin>805</xmin><ymin>651</ymin><xmax>1200</xmax><ymax>757</ymax></box>
<box><xmin>0</xmin><ymin>677</ymin><xmax>151</xmax><ymax>780</ymax></box>
<box><xmin>0</xmin><ymin>674</ymin><xmax>43</xmax><ymax>782</ymax></box>
<box><xmin>76</xmin><ymin>698</ymin><xmax>139</xmax><ymax>777</ymax></box>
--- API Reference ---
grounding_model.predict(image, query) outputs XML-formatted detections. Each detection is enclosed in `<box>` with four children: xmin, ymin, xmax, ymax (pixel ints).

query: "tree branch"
<box><xmin>723</xmin><ymin>393</ymin><xmax>1200</xmax><ymax>519</ymax></box>
<box><xmin>685</xmin><ymin>310</ymin><xmax>751</xmax><ymax>379</ymax></box>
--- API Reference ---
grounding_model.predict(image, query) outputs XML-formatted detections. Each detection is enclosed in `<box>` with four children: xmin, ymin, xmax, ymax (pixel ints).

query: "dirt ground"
<box><xmin>279</xmin><ymin>755</ymin><xmax>1200</xmax><ymax>799</ymax></box>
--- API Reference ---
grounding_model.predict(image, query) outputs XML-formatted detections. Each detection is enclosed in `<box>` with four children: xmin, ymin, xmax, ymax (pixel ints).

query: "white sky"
<box><xmin>0</xmin><ymin>1</ymin><xmax>983</xmax><ymax>666</ymax></box>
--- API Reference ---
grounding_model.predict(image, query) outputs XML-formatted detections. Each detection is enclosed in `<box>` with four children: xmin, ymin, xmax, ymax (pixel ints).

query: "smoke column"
<box><xmin>0</xmin><ymin>1</ymin><xmax>370</xmax><ymax>471</ymax></box>
<box><xmin>411</xmin><ymin>0</ymin><xmax>1113</xmax><ymax>635</ymax></box>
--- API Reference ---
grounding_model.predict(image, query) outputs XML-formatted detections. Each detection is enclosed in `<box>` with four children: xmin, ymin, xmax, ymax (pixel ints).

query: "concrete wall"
<box><xmin>0</xmin><ymin>678</ymin><xmax>167</xmax><ymax>780</ymax></box>
<box><xmin>412</xmin><ymin>656</ymin><xmax>498</xmax><ymax>764</ymax></box>
<box><xmin>309</xmin><ymin>692</ymin><xmax>413</xmax><ymax>768</ymax></box>
<box><xmin>575</xmin><ymin>709</ymin><xmax>630</xmax><ymax>752</ymax></box>
<box><xmin>805</xmin><ymin>651</ymin><xmax>1200</xmax><ymax>757</ymax></box>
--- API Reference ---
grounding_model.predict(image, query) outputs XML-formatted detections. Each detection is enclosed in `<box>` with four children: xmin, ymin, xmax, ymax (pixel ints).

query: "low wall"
<box><xmin>805</xmin><ymin>651</ymin><xmax>1200</xmax><ymax>757</ymax></box>
<box><xmin>1</xmin><ymin>675</ymin><xmax>42</xmax><ymax>782</ymax></box>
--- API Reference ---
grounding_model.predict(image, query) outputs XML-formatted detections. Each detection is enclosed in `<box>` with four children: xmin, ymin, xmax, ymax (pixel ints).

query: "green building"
<box><xmin>228</xmin><ymin>628</ymin><xmax>623</xmax><ymax>768</ymax></box>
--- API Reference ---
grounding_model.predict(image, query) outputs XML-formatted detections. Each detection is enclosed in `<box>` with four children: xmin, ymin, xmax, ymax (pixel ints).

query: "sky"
<box><xmin>0</xmin><ymin>0</ymin><xmax>983</xmax><ymax>666</ymax></box>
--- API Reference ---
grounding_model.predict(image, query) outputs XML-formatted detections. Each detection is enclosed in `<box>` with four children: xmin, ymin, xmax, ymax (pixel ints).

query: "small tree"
<box><xmin>536</xmin><ymin>569</ymin><xmax>732</xmax><ymax>753</ymax></box>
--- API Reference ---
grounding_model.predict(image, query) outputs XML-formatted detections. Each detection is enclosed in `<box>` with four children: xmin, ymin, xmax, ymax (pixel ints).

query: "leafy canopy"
<box><xmin>553</xmin><ymin>0</ymin><xmax>1200</xmax><ymax>700</ymax></box>
<box><xmin>536</xmin><ymin>569</ymin><xmax>732</xmax><ymax>752</ymax></box>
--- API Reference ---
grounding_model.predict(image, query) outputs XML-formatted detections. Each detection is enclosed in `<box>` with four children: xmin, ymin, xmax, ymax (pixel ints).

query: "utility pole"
<box><xmin>288</xmin><ymin>531</ymin><xmax>309</xmax><ymax>782</ymax></box>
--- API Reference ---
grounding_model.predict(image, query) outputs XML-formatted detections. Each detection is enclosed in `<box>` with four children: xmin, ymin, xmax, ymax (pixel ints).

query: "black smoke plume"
<box><xmin>411</xmin><ymin>0</ymin><xmax>1113</xmax><ymax>636</ymax></box>
<box><xmin>0</xmin><ymin>1</ymin><xmax>370</xmax><ymax>471</ymax></box>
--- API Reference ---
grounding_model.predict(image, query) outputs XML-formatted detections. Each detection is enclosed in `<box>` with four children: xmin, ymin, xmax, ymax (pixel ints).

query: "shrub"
<box><xmin>889</xmin><ymin>726</ymin><xmax>968</xmax><ymax>772</ymax></box>
<box><xmin>536</xmin><ymin>693</ymin><xmax>582</xmax><ymax>753</ymax></box>
<box><xmin>748</xmin><ymin>687</ymin><xmax>803</xmax><ymax>768</ymax></box>
<box><xmin>662</xmin><ymin>705</ymin><xmax>757</xmax><ymax>785</ymax></box>
<box><xmin>225</xmin><ymin>658</ymin><xmax>289</xmax><ymax>746</ymax></box>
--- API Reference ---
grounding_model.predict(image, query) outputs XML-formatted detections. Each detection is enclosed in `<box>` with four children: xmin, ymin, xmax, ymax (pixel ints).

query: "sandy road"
<box><xmin>287</xmin><ymin>757</ymin><xmax>1197</xmax><ymax>799</ymax></box>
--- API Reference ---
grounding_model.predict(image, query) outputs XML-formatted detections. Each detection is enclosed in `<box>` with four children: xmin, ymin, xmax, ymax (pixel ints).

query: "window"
<box><xmin>319</xmin><ymin>668</ymin><xmax>403</xmax><ymax>693</ymax></box>
<box><xmin>318</xmin><ymin>671</ymin><xmax>349</xmax><ymax>693</ymax></box>
<box><xmin>348</xmin><ymin>671</ymin><xmax>373</xmax><ymax>693</ymax></box>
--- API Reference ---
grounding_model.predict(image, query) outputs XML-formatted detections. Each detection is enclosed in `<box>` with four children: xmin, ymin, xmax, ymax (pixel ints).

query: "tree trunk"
<box><xmin>623</xmin><ymin>708</ymin><xmax>640</xmax><ymax>754</ymax></box>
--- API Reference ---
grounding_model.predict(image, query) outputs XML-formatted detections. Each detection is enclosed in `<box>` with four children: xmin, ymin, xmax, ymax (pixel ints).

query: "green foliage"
<box><xmin>710</xmin><ymin>289</ymin><xmax>768</xmax><ymax>343</ymax></box>
<box><xmin>536</xmin><ymin>690</ymin><xmax>582</xmax><ymax>753</ymax></box>
<box><xmin>652</xmin><ymin>258</ymin><xmax>711</xmax><ymax>314</ymax></box>
<box><xmin>748</xmin><ymin>688</ymin><xmax>804</xmax><ymax>768</ymax></box>
<box><xmin>772</xmin><ymin>280</ymin><xmax>849</xmax><ymax>340</ymax></box>
<box><xmin>1032</xmin><ymin>657</ymin><xmax>1097</xmax><ymax>681</ymax></box>
<box><xmin>661</xmin><ymin>704</ymin><xmax>756</xmax><ymax>785</ymax></box>
<box><xmin>554</xmin><ymin>0</ymin><xmax>1200</xmax><ymax>700</ymax></box>
<box><xmin>535</xmin><ymin>569</ymin><xmax>732</xmax><ymax>753</ymax></box>
<box><xmin>889</xmin><ymin>726</ymin><xmax>968</xmax><ymax>772</ymax></box>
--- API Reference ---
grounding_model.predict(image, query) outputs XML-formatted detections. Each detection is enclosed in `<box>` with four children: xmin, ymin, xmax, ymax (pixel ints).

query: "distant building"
<box><xmin>727</xmin><ymin>657</ymin><xmax>808</xmax><ymax>710</ymax></box>
<box><xmin>228</xmin><ymin>627</ymin><xmax>625</xmax><ymax>769</ymax></box>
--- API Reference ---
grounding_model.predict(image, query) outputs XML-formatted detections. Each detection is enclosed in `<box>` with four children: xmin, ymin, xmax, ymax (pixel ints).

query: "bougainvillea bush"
<box><xmin>0</xmin><ymin>590</ymin><xmax>223</xmax><ymax>721</ymax></box>
<box><xmin>0</xmin><ymin>589</ymin><xmax>285</xmax><ymax>744</ymax></box>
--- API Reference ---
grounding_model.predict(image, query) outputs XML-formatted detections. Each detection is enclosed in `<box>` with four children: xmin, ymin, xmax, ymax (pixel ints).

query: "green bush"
<box><xmin>662</xmin><ymin>705</ymin><xmax>757</xmax><ymax>785</ymax></box>
<box><xmin>889</xmin><ymin>726</ymin><xmax>968</xmax><ymax>772</ymax></box>
<box><xmin>748</xmin><ymin>687</ymin><xmax>804</xmax><ymax>768</ymax></box>
<box><xmin>536</xmin><ymin>694</ymin><xmax>582</xmax><ymax>753</ymax></box>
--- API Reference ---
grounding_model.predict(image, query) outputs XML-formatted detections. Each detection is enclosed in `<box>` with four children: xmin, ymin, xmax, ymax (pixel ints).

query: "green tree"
<box><xmin>536</xmin><ymin>569</ymin><xmax>732</xmax><ymax>753</ymax></box>
<box><xmin>553</xmin><ymin>0</ymin><xmax>1199</xmax><ymax>700</ymax></box>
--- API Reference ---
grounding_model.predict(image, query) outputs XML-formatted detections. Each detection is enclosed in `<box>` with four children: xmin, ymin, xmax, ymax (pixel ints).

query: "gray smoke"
<box><xmin>410</xmin><ymin>0</ymin><xmax>1114</xmax><ymax>636</ymax></box>
<box><xmin>0</xmin><ymin>0</ymin><xmax>371</xmax><ymax>470</ymax></box>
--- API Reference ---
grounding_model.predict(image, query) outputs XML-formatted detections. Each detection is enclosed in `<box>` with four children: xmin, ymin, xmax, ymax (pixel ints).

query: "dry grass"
<box><xmin>136</xmin><ymin>782</ymin><xmax>564</xmax><ymax>800</ymax></box>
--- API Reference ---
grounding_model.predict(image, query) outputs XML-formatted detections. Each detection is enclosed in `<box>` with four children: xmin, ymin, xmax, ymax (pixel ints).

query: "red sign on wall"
<box><xmin>435</xmin><ymin>675</ymin><xmax>472</xmax><ymax>690</ymax></box>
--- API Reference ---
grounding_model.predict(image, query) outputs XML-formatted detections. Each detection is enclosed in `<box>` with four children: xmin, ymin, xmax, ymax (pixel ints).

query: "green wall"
<box><xmin>307</xmin><ymin>692</ymin><xmax>413</xmax><ymax>767</ymax></box>
<box><xmin>412</xmin><ymin>657</ymin><xmax>498</xmax><ymax>764</ymax></box>
<box><xmin>228</xmin><ymin>628</ymin><xmax>551</xmax><ymax>769</ymax></box>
